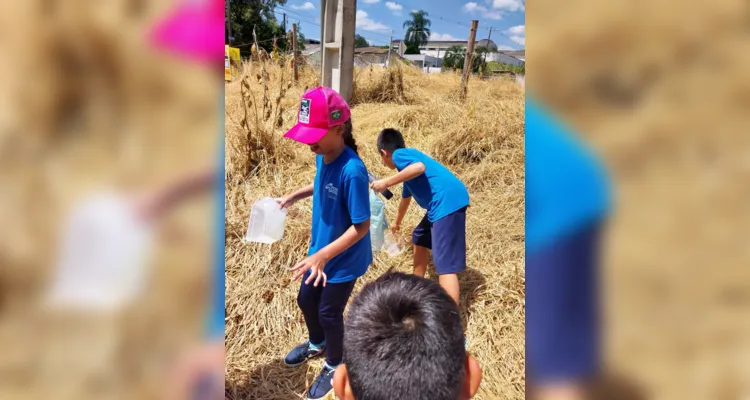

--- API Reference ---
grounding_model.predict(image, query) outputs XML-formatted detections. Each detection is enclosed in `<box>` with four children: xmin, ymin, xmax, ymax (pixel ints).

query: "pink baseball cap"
<box><xmin>148</xmin><ymin>0</ymin><xmax>225</xmax><ymax>64</ymax></box>
<box><xmin>284</xmin><ymin>86</ymin><xmax>352</xmax><ymax>145</ymax></box>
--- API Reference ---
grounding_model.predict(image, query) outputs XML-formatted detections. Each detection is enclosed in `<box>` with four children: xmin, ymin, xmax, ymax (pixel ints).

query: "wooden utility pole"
<box><xmin>484</xmin><ymin>27</ymin><xmax>493</xmax><ymax>64</ymax></box>
<box><xmin>387</xmin><ymin>30</ymin><xmax>393</xmax><ymax>67</ymax></box>
<box><xmin>292</xmin><ymin>23</ymin><xmax>299</xmax><ymax>82</ymax></box>
<box><xmin>460</xmin><ymin>20</ymin><xmax>479</xmax><ymax>100</ymax></box>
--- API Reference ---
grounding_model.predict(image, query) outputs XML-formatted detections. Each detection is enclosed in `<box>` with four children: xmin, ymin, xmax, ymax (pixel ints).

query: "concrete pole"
<box><xmin>320</xmin><ymin>0</ymin><xmax>356</xmax><ymax>102</ymax></box>
<box><xmin>460</xmin><ymin>20</ymin><xmax>479</xmax><ymax>101</ymax></box>
<box><xmin>319</xmin><ymin>0</ymin><xmax>326</xmax><ymax>69</ymax></box>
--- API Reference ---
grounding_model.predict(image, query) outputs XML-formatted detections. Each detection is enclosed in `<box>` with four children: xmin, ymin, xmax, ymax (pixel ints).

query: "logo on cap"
<box><xmin>299</xmin><ymin>98</ymin><xmax>311</xmax><ymax>124</ymax></box>
<box><xmin>331</xmin><ymin>110</ymin><xmax>341</xmax><ymax>120</ymax></box>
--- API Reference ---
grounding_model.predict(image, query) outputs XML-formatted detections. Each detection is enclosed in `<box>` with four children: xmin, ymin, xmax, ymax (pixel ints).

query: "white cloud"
<box><xmin>492</xmin><ymin>0</ymin><xmax>524</xmax><ymax>12</ymax></box>
<box><xmin>496</xmin><ymin>45</ymin><xmax>514</xmax><ymax>51</ymax></box>
<box><xmin>290</xmin><ymin>1</ymin><xmax>315</xmax><ymax>10</ymax></box>
<box><xmin>412</xmin><ymin>9</ymin><xmax>419</xmax><ymax>13</ymax></box>
<box><xmin>356</xmin><ymin>10</ymin><xmax>390</xmax><ymax>32</ymax></box>
<box><xmin>385</xmin><ymin>1</ymin><xmax>403</xmax><ymax>15</ymax></box>
<box><xmin>506</xmin><ymin>25</ymin><xmax>525</xmax><ymax>35</ymax></box>
<box><xmin>430</xmin><ymin>32</ymin><xmax>464</xmax><ymax>41</ymax></box>
<box><xmin>362</xmin><ymin>0</ymin><xmax>380</xmax><ymax>3</ymax></box>
<box><xmin>485</xmin><ymin>10</ymin><xmax>502</xmax><ymax>19</ymax></box>
<box><xmin>462</xmin><ymin>2</ymin><xmax>502</xmax><ymax>20</ymax></box>
<box><xmin>510</xmin><ymin>36</ymin><xmax>525</xmax><ymax>46</ymax></box>
<box><xmin>506</xmin><ymin>25</ymin><xmax>525</xmax><ymax>47</ymax></box>
<box><xmin>463</xmin><ymin>2</ymin><xmax>482</xmax><ymax>12</ymax></box>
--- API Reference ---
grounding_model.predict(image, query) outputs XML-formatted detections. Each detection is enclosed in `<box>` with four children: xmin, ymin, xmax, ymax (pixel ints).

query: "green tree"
<box><xmin>404</xmin><ymin>42</ymin><xmax>421</xmax><ymax>54</ymax></box>
<box><xmin>227</xmin><ymin>0</ymin><xmax>288</xmax><ymax>53</ymax></box>
<box><xmin>442</xmin><ymin>45</ymin><xmax>486</xmax><ymax>73</ymax></box>
<box><xmin>443</xmin><ymin>45</ymin><xmax>465</xmax><ymax>69</ymax></box>
<box><xmin>403</xmin><ymin>10</ymin><xmax>431</xmax><ymax>50</ymax></box>
<box><xmin>354</xmin><ymin>34</ymin><xmax>369</xmax><ymax>48</ymax></box>
<box><xmin>473</xmin><ymin>45</ymin><xmax>491</xmax><ymax>73</ymax></box>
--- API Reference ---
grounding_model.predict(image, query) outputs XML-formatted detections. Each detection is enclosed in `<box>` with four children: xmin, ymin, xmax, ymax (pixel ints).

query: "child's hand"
<box><xmin>391</xmin><ymin>224</ymin><xmax>401</xmax><ymax>235</ymax></box>
<box><xmin>370</xmin><ymin>179</ymin><xmax>390</xmax><ymax>193</ymax></box>
<box><xmin>277</xmin><ymin>195</ymin><xmax>296</xmax><ymax>209</ymax></box>
<box><xmin>290</xmin><ymin>253</ymin><xmax>328</xmax><ymax>287</ymax></box>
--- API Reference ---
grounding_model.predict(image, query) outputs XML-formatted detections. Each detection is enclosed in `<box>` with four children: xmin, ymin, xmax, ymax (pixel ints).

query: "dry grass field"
<box><xmin>224</xmin><ymin>60</ymin><xmax>525</xmax><ymax>399</ymax></box>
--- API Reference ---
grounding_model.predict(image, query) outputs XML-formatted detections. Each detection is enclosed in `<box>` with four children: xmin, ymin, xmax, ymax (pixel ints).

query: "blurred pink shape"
<box><xmin>148</xmin><ymin>0</ymin><xmax>225</xmax><ymax>64</ymax></box>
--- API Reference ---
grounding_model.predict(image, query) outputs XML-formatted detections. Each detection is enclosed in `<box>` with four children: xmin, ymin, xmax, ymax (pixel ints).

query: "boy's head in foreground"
<box><xmin>376</xmin><ymin>128</ymin><xmax>406</xmax><ymax>170</ymax></box>
<box><xmin>334</xmin><ymin>273</ymin><xmax>482</xmax><ymax>400</ymax></box>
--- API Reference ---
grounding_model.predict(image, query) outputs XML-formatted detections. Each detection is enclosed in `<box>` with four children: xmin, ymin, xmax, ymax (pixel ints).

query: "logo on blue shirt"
<box><xmin>325</xmin><ymin>183</ymin><xmax>338</xmax><ymax>199</ymax></box>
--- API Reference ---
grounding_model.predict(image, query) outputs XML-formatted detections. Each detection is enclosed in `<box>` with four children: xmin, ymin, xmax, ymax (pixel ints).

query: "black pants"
<box><xmin>297</xmin><ymin>273</ymin><xmax>357</xmax><ymax>366</ymax></box>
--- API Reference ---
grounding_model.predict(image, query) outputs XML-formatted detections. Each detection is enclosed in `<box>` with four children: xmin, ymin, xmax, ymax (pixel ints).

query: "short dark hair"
<box><xmin>344</xmin><ymin>273</ymin><xmax>466</xmax><ymax>400</ymax></box>
<box><xmin>377</xmin><ymin>128</ymin><xmax>406</xmax><ymax>152</ymax></box>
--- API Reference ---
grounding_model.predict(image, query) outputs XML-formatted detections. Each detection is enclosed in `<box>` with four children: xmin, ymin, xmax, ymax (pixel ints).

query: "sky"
<box><xmin>275</xmin><ymin>0</ymin><xmax>525</xmax><ymax>50</ymax></box>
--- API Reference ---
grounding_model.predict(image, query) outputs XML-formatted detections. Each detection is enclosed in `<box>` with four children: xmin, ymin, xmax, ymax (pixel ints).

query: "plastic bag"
<box><xmin>369</xmin><ymin>189</ymin><xmax>387</xmax><ymax>252</ymax></box>
<box><xmin>383</xmin><ymin>231</ymin><xmax>405</xmax><ymax>257</ymax></box>
<box><xmin>246</xmin><ymin>197</ymin><xmax>287</xmax><ymax>244</ymax></box>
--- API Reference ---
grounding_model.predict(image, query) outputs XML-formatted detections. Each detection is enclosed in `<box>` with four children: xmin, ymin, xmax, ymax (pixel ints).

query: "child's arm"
<box><xmin>136</xmin><ymin>166</ymin><xmax>215</xmax><ymax>221</ymax></box>
<box><xmin>278</xmin><ymin>184</ymin><xmax>314</xmax><ymax>209</ymax></box>
<box><xmin>392</xmin><ymin>196</ymin><xmax>412</xmax><ymax>234</ymax></box>
<box><xmin>370</xmin><ymin>162</ymin><xmax>425</xmax><ymax>192</ymax></box>
<box><xmin>290</xmin><ymin>220</ymin><xmax>370</xmax><ymax>287</ymax></box>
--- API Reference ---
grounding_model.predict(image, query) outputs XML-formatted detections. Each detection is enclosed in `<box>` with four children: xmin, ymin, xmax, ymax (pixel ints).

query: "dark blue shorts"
<box><xmin>412</xmin><ymin>206</ymin><xmax>467</xmax><ymax>275</ymax></box>
<box><xmin>526</xmin><ymin>220</ymin><xmax>602</xmax><ymax>384</ymax></box>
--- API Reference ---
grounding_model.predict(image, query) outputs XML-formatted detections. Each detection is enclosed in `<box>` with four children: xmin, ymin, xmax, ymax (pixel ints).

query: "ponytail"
<box><xmin>342</xmin><ymin>119</ymin><xmax>358</xmax><ymax>154</ymax></box>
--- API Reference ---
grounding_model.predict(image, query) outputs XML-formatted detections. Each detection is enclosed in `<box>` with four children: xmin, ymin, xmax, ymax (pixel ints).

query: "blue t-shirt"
<box><xmin>309</xmin><ymin>146</ymin><xmax>372</xmax><ymax>283</ymax></box>
<box><xmin>393</xmin><ymin>148</ymin><xmax>470</xmax><ymax>222</ymax></box>
<box><xmin>525</xmin><ymin>96</ymin><xmax>611</xmax><ymax>253</ymax></box>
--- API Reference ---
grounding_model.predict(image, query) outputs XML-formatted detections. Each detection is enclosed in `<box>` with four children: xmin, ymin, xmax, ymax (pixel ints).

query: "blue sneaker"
<box><xmin>306</xmin><ymin>365</ymin><xmax>336</xmax><ymax>400</ymax></box>
<box><xmin>284</xmin><ymin>341</ymin><xmax>325</xmax><ymax>367</ymax></box>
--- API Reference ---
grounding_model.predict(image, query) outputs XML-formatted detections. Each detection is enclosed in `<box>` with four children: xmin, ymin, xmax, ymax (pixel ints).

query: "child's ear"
<box><xmin>461</xmin><ymin>354</ymin><xmax>482</xmax><ymax>399</ymax></box>
<box><xmin>380</xmin><ymin>149</ymin><xmax>388</xmax><ymax>158</ymax></box>
<box><xmin>333</xmin><ymin>364</ymin><xmax>356</xmax><ymax>400</ymax></box>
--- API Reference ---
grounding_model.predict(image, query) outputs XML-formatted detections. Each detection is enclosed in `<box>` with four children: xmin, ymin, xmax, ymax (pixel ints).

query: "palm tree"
<box><xmin>443</xmin><ymin>45</ymin><xmax>465</xmax><ymax>70</ymax></box>
<box><xmin>403</xmin><ymin>10</ymin><xmax>431</xmax><ymax>49</ymax></box>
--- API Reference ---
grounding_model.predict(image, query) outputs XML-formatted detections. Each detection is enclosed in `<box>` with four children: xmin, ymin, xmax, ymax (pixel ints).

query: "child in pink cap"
<box><xmin>277</xmin><ymin>86</ymin><xmax>372</xmax><ymax>400</ymax></box>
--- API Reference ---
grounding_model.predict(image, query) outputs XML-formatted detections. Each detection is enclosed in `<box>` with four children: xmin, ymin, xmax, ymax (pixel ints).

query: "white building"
<box><xmin>402</xmin><ymin>54</ymin><xmax>441</xmax><ymax>68</ymax></box>
<box><xmin>485</xmin><ymin>52</ymin><xmax>524</xmax><ymax>67</ymax></box>
<box><xmin>391</xmin><ymin>39</ymin><xmax>524</xmax><ymax>66</ymax></box>
<box><xmin>391</xmin><ymin>38</ymin><xmax>499</xmax><ymax>58</ymax></box>
<box><xmin>353</xmin><ymin>47</ymin><xmax>406</xmax><ymax>67</ymax></box>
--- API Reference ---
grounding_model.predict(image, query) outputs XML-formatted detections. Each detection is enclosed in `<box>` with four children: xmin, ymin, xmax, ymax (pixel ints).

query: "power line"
<box><xmin>272</xmin><ymin>10</ymin><xmax>391</xmax><ymax>46</ymax></box>
<box><xmin>276</xmin><ymin>5</ymin><xmax>317</xmax><ymax>17</ymax></box>
<box><xmin>280</xmin><ymin>1</ymin><xmax>515</xmax><ymax>44</ymax></box>
<box><xmin>236</xmin><ymin>4</ymin><xmax>520</xmax><ymax>50</ymax></box>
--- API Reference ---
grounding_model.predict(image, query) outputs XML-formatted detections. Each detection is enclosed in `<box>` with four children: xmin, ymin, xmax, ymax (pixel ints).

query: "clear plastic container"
<box><xmin>245</xmin><ymin>197</ymin><xmax>287</xmax><ymax>244</ymax></box>
<box><xmin>383</xmin><ymin>231</ymin><xmax>405</xmax><ymax>257</ymax></box>
<box><xmin>46</xmin><ymin>191</ymin><xmax>154</xmax><ymax>311</ymax></box>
